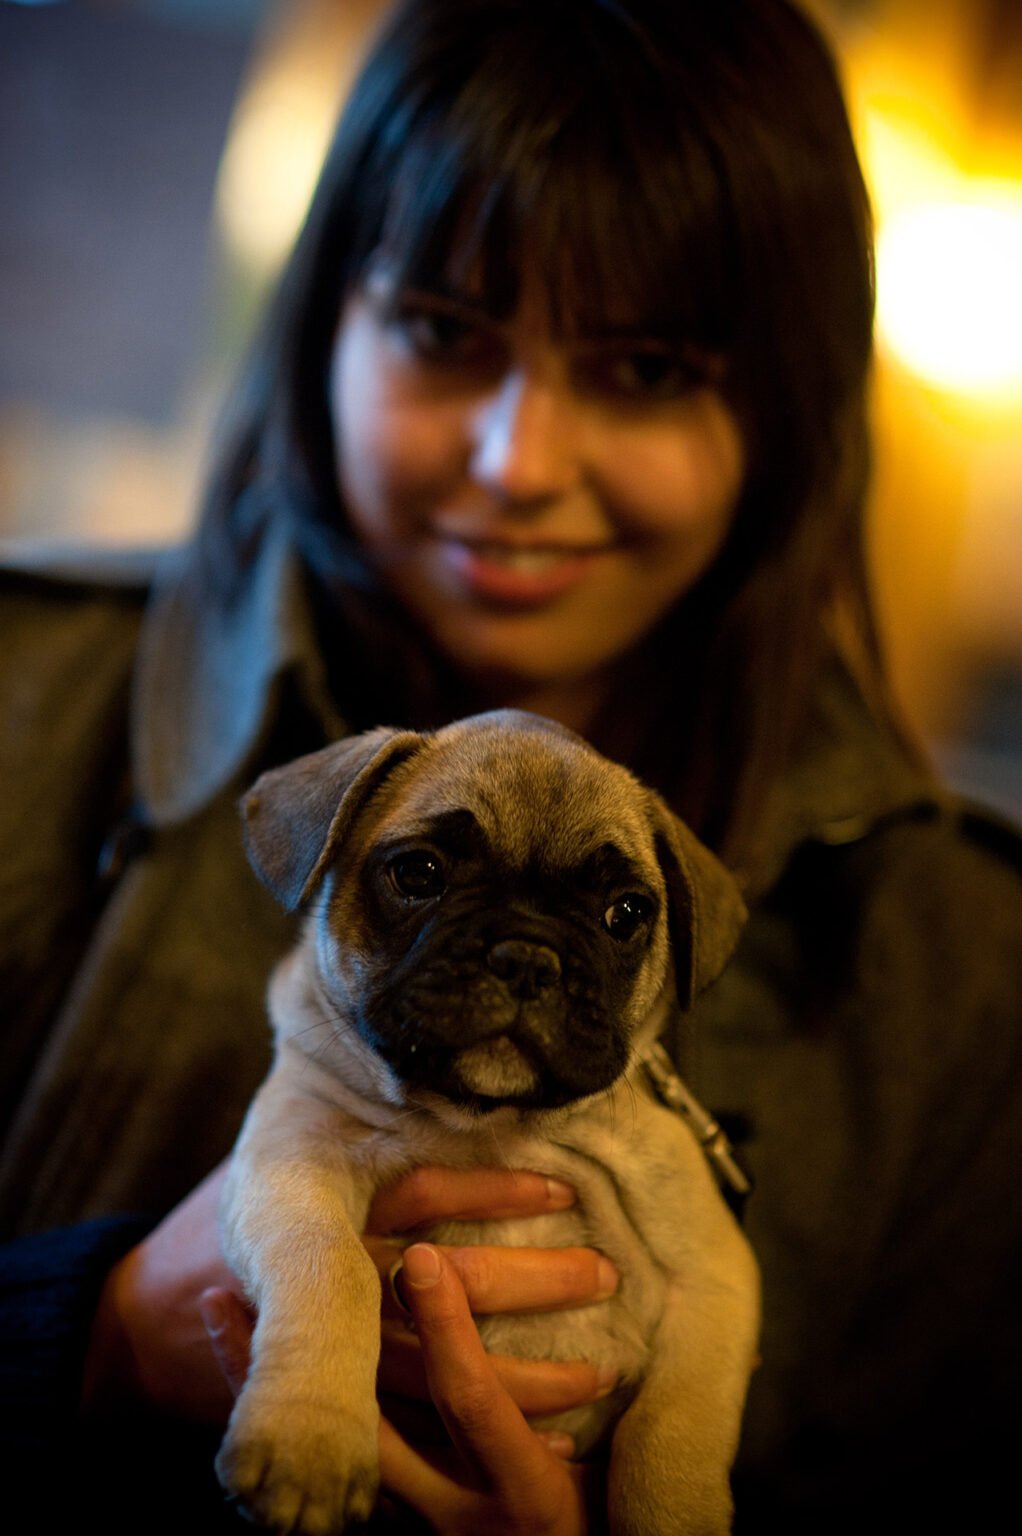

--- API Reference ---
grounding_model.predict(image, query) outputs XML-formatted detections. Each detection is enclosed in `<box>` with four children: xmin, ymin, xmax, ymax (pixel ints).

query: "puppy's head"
<box><xmin>242</xmin><ymin>712</ymin><xmax>745</xmax><ymax>1113</ymax></box>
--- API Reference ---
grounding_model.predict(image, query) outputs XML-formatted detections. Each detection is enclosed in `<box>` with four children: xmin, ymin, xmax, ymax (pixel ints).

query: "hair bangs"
<box><xmin>361</xmin><ymin>15</ymin><xmax>740</xmax><ymax>356</ymax></box>
<box><xmin>530</xmin><ymin>97</ymin><xmax>740</xmax><ymax>353</ymax></box>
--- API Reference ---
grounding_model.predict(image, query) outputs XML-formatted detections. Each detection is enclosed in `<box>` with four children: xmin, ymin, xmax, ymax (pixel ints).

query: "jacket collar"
<box><xmin>131</xmin><ymin>515</ymin><xmax>941</xmax><ymax>880</ymax></box>
<box><xmin>738</xmin><ymin>659</ymin><xmax>943</xmax><ymax>896</ymax></box>
<box><xmin>132</xmin><ymin>514</ymin><xmax>344</xmax><ymax>827</ymax></box>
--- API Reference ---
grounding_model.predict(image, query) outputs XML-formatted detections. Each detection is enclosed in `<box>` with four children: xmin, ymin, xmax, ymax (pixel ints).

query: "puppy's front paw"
<box><xmin>216</xmin><ymin>1391</ymin><xmax>379</xmax><ymax>1534</ymax></box>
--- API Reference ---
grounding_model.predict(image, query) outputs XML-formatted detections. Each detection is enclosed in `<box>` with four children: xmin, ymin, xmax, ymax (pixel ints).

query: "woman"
<box><xmin>1</xmin><ymin>1</ymin><xmax>1019</xmax><ymax>1531</ymax></box>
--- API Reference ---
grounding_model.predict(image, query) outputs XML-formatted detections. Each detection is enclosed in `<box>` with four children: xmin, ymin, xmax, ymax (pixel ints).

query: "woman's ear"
<box><xmin>240</xmin><ymin>728</ymin><xmax>423</xmax><ymax>911</ymax></box>
<box><xmin>648</xmin><ymin>795</ymin><xmax>748</xmax><ymax>1010</ymax></box>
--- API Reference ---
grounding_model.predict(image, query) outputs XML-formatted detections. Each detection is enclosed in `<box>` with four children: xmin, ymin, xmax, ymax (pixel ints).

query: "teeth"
<box><xmin>477</xmin><ymin>544</ymin><xmax>574</xmax><ymax>571</ymax></box>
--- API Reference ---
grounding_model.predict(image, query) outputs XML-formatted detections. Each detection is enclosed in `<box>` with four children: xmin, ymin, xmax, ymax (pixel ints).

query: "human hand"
<box><xmin>83</xmin><ymin>1162</ymin><xmax>616</xmax><ymax>1434</ymax></box>
<box><xmin>201</xmin><ymin>1241</ymin><xmax>602</xmax><ymax>1535</ymax></box>
<box><xmin>365</xmin><ymin>1167</ymin><xmax>620</xmax><ymax>1423</ymax></box>
<box><xmin>378</xmin><ymin>1243</ymin><xmax>596</xmax><ymax>1535</ymax></box>
<box><xmin>199</xmin><ymin>1168</ymin><xmax>613</xmax><ymax>1530</ymax></box>
<box><xmin>202</xmin><ymin>1166</ymin><xmax>618</xmax><ymax>1418</ymax></box>
<box><xmin>81</xmin><ymin>1161</ymin><xmax>247</xmax><ymax>1422</ymax></box>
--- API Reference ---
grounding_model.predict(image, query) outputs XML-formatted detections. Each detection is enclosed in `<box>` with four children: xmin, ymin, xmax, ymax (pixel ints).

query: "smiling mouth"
<box><xmin>468</xmin><ymin>541</ymin><xmax>599</xmax><ymax>571</ymax></box>
<box><xmin>435</xmin><ymin>534</ymin><xmax>614</xmax><ymax>605</ymax></box>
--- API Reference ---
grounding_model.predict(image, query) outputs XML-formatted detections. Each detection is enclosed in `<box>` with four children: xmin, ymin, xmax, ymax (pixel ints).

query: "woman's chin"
<box><xmin>441</xmin><ymin>650</ymin><xmax>615</xmax><ymax>735</ymax></box>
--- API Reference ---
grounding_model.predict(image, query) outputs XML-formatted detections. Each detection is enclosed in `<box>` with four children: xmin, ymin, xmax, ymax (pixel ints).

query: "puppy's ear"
<box><xmin>648</xmin><ymin>796</ymin><xmax>748</xmax><ymax>1009</ymax></box>
<box><xmin>241</xmin><ymin>728</ymin><xmax>423</xmax><ymax>911</ymax></box>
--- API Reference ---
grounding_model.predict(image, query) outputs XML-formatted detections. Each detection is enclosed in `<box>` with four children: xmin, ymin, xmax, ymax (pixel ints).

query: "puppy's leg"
<box><xmin>216</xmin><ymin>1073</ymin><xmax>380</xmax><ymax>1535</ymax></box>
<box><xmin>607</xmin><ymin>1200</ymin><xmax>759</xmax><ymax>1535</ymax></box>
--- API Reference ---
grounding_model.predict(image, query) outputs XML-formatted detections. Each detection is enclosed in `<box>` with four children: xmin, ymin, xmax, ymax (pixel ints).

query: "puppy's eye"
<box><xmin>389</xmin><ymin>851</ymin><xmax>446</xmax><ymax>900</ymax></box>
<box><xmin>603</xmin><ymin>894</ymin><xmax>654</xmax><ymax>941</ymax></box>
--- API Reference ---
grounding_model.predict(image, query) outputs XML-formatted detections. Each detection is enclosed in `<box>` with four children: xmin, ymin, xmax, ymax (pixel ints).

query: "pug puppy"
<box><xmin>217</xmin><ymin>710</ymin><xmax>759</xmax><ymax>1536</ymax></box>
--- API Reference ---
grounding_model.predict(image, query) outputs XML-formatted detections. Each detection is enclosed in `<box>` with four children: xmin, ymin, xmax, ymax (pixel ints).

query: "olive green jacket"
<box><xmin>1</xmin><ymin>527</ymin><xmax>1020</xmax><ymax>1529</ymax></box>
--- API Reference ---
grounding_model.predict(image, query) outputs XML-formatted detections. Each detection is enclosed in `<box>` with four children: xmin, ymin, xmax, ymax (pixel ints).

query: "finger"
<box><xmin>379</xmin><ymin>1387</ymin><xmax>448</xmax><ymax>1450</ymax></box>
<box><xmin>378</xmin><ymin>1320</ymin><xmax>618</xmax><ymax>1415</ymax></box>
<box><xmin>198</xmin><ymin>1287</ymin><xmax>254</xmax><ymax>1399</ymax></box>
<box><xmin>379</xmin><ymin>1426</ymin><xmax>588</xmax><ymax>1536</ymax></box>
<box><xmin>442</xmin><ymin>1245</ymin><xmax>618</xmax><ymax>1314</ymax></box>
<box><xmin>372</xmin><ymin>1235</ymin><xmax>618</xmax><ymax>1320</ymax></box>
<box><xmin>489</xmin><ymin>1355</ymin><xmax>617</xmax><ymax>1416</ymax></box>
<box><xmin>378</xmin><ymin>1320</ymin><xmax>430</xmax><ymax>1399</ymax></box>
<box><xmin>367</xmin><ymin>1235</ymin><xmax>421</xmax><ymax>1321</ymax></box>
<box><xmin>399</xmin><ymin>1244</ymin><xmax>563</xmax><ymax>1496</ymax></box>
<box><xmin>535</xmin><ymin>1432</ymin><xmax>577</xmax><ymax>1461</ymax></box>
<box><xmin>378</xmin><ymin>1416</ymin><xmax>468</xmax><ymax>1527</ymax></box>
<box><xmin>368</xmin><ymin>1167</ymin><xmax>575</xmax><ymax>1233</ymax></box>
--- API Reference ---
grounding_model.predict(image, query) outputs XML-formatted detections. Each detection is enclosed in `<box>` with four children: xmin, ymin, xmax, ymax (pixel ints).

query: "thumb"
<box><xmin>199</xmin><ymin>1286</ymin><xmax>254</xmax><ymax>1399</ymax></box>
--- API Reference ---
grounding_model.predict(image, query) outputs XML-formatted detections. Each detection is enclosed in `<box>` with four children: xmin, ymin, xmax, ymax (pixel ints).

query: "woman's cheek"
<box><xmin>602</xmin><ymin>404</ymin><xmax>744</xmax><ymax>543</ymax></box>
<box><xmin>371</xmin><ymin>397</ymin><xmax>468</xmax><ymax>518</ymax></box>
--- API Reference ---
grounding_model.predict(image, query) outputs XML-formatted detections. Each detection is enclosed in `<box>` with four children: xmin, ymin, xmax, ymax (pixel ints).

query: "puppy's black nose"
<box><xmin>487</xmin><ymin>939</ymin><xmax>561</xmax><ymax>998</ymax></box>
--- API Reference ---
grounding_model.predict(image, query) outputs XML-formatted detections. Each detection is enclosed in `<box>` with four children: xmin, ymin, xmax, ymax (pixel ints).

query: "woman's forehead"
<box><xmin>368</xmin><ymin>247</ymin><xmax>685</xmax><ymax>340</ymax></box>
<box><xmin>373</xmin><ymin>218</ymin><xmax>731</xmax><ymax>346</ymax></box>
<box><xmin>360</xmin><ymin>43</ymin><xmax>738</xmax><ymax>349</ymax></box>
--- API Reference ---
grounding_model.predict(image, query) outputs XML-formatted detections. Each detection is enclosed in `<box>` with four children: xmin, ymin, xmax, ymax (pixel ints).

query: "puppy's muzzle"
<box><xmin>487</xmin><ymin>939</ymin><xmax>561</xmax><ymax>998</ymax></box>
<box><xmin>362</xmin><ymin>911</ymin><xmax>630</xmax><ymax>1110</ymax></box>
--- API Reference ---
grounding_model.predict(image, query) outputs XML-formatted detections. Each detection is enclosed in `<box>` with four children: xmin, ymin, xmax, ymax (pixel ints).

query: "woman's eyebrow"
<box><xmin>573</xmin><ymin>328</ymin><xmax>726</xmax><ymax>362</ymax></box>
<box><xmin>374</xmin><ymin>274</ymin><xmax>725</xmax><ymax>364</ymax></box>
<box><xmin>573</xmin><ymin>329</ymin><xmax>684</xmax><ymax>347</ymax></box>
<box><xmin>362</xmin><ymin>261</ymin><xmax>487</xmax><ymax>314</ymax></box>
<box><xmin>399</xmin><ymin>284</ymin><xmax>483</xmax><ymax>310</ymax></box>
<box><xmin>571</xmin><ymin>312</ymin><xmax>720</xmax><ymax>342</ymax></box>
<box><xmin>391</xmin><ymin>283</ymin><xmax>505</xmax><ymax>325</ymax></box>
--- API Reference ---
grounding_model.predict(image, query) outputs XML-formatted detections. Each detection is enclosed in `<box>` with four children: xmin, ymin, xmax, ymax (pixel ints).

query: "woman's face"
<box><xmin>330</xmin><ymin>264</ymin><xmax>745</xmax><ymax>713</ymax></box>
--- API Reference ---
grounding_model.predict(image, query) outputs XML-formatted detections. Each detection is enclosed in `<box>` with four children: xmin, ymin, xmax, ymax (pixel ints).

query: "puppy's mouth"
<box><xmin>368</xmin><ymin>1005</ymin><xmax>623</xmax><ymax>1112</ymax></box>
<box><xmin>451</xmin><ymin>1034</ymin><xmax>541</xmax><ymax>1101</ymax></box>
<box><xmin>359</xmin><ymin>935</ymin><xmax>631</xmax><ymax>1111</ymax></box>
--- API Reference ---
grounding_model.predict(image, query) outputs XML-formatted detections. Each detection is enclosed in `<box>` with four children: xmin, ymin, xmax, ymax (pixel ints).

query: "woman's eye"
<box><xmin>389</xmin><ymin>851</ymin><xmax>447</xmax><ymax>900</ymax></box>
<box><xmin>602</xmin><ymin>893</ymin><xmax>655</xmax><ymax>940</ymax></box>
<box><xmin>577</xmin><ymin>346</ymin><xmax>709</xmax><ymax>403</ymax></box>
<box><xmin>391</xmin><ymin>302</ymin><xmax>502</xmax><ymax>371</ymax></box>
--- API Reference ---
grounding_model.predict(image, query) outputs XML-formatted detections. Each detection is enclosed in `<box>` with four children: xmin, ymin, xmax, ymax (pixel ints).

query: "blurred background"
<box><xmin>0</xmin><ymin>0</ymin><xmax>1019</xmax><ymax>816</ymax></box>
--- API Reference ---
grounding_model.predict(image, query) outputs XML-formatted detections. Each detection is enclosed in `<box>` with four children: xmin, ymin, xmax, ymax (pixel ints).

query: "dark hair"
<box><xmin>199</xmin><ymin>0</ymin><xmax>891</xmax><ymax>872</ymax></box>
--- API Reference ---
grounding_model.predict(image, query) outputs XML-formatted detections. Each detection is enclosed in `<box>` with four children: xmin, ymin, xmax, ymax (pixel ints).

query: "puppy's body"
<box><xmin>218</xmin><ymin>713</ymin><xmax>759</xmax><ymax>1535</ymax></box>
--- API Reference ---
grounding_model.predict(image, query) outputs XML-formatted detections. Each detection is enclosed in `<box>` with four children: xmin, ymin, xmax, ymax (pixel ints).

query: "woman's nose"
<box><xmin>468</xmin><ymin>369</ymin><xmax>582</xmax><ymax>505</ymax></box>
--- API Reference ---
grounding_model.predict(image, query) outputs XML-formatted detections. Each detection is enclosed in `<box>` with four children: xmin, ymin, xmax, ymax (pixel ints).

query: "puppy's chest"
<box><xmin>402</xmin><ymin>1162</ymin><xmax>668</xmax><ymax>1386</ymax></box>
<box><xmin>418</xmin><ymin>1177</ymin><xmax>667</xmax><ymax>1457</ymax></box>
<box><xmin>452</xmin><ymin>1216</ymin><xmax>656</xmax><ymax>1362</ymax></box>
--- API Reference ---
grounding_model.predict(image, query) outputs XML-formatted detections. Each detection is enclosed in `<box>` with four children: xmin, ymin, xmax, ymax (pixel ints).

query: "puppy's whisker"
<box><xmin>482</xmin><ymin>1117</ymin><xmax>514</xmax><ymax>1172</ymax></box>
<box><xmin>292</xmin><ymin>1017</ymin><xmax>332</xmax><ymax>1042</ymax></box>
<box><xmin>599</xmin><ymin>1082</ymin><xmax>622</xmax><ymax>1142</ymax></box>
<box><xmin>622</xmin><ymin>1076</ymin><xmax>641</xmax><ymax>1137</ymax></box>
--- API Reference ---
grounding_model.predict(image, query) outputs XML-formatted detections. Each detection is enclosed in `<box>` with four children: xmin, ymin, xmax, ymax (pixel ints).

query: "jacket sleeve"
<box><xmin>0</xmin><ymin>573</ymin><xmax>152</xmax><ymax>1467</ymax></box>
<box><xmin>0</xmin><ymin>571</ymin><xmax>142</xmax><ymax>1142</ymax></box>
<box><xmin>725</xmin><ymin>806</ymin><xmax>1022</xmax><ymax>1529</ymax></box>
<box><xmin>0</xmin><ymin>1215</ymin><xmax>150</xmax><ymax>1464</ymax></box>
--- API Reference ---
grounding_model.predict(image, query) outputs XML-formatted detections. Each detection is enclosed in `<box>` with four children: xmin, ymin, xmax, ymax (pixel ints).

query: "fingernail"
<box><xmin>402</xmin><ymin>1243</ymin><xmax>442</xmax><ymax>1289</ymax></box>
<box><xmin>545</xmin><ymin>1178</ymin><xmax>576</xmax><ymax>1209</ymax></box>
<box><xmin>596</xmin><ymin>1365</ymin><xmax>620</xmax><ymax>1397</ymax></box>
<box><xmin>537</xmin><ymin>1431</ymin><xmax>575</xmax><ymax>1459</ymax></box>
<box><xmin>198</xmin><ymin>1289</ymin><xmax>227</xmax><ymax>1338</ymax></box>
<box><xmin>595</xmin><ymin>1257</ymin><xmax>619</xmax><ymax>1299</ymax></box>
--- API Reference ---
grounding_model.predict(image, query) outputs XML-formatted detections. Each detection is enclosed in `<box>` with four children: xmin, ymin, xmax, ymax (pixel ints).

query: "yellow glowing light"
<box><xmin>858</xmin><ymin>98</ymin><xmax>960</xmax><ymax>228</ymax></box>
<box><xmin>216</xmin><ymin>73</ymin><xmax>338</xmax><ymax>274</ymax></box>
<box><xmin>876</xmin><ymin>198</ymin><xmax>1022</xmax><ymax>397</ymax></box>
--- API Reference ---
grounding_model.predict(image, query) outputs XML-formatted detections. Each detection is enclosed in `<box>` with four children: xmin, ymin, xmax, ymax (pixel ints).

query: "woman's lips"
<box><xmin>435</xmin><ymin>536</ymin><xmax>613</xmax><ymax>606</ymax></box>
